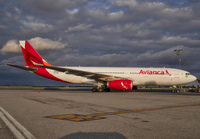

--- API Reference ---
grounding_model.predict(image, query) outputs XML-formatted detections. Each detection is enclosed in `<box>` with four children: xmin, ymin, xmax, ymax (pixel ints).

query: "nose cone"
<box><xmin>190</xmin><ymin>75</ymin><xmax>197</xmax><ymax>82</ymax></box>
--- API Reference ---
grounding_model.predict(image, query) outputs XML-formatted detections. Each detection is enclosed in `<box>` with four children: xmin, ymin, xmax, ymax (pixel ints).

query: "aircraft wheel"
<box><xmin>104</xmin><ymin>88</ymin><xmax>110</xmax><ymax>92</ymax></box>
<box><xmin>98</xmin><ymin>88</ymin><xmax>104</xmax><ymax>92</ymax></box>
<box><xmin>92</xmin><ymin>87</ymin><xmax>98</xmax><ymax>92</ymax></box>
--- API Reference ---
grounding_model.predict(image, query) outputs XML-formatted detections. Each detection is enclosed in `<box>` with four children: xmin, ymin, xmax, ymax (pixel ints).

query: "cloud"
<box><xmin>28</xmin><ymin>37</ymin><xmax>68</xmax><ymax>50</ymax></box>
<box><xmin>108</xmin><ymin>10</ymin><xmax>124</xmax><ymax>19</ymax></box>
<box><xmin>0</xmin><ymin>40</ymin><xmax>21</xmax><ymax>54</ymax></box>
<box><xmin>20</xmin><ymin>0</ymin><xmax>87</xmax><ymax>12</ymax></box>
<box><xmin>0</xmin><ymin>37</ymin><xmax>67</xmax><ymax>54</ymax></box>
<box><xmin>53</xmin><ymin>53</ymin><xmax>136</xmax><ymax>67</ymax></box>
<box><xmin>65</xmin><ymin>23</ymin><xmax>93</xmax><ymax>32</ymax></box>
<box><xmin>21</xmin><ymin>22</ymin><xmax>54</xmax><ymax>33</ymax></box>
<box><xmin>159</xmin><ymin>36</ymin><xmax>200</xmax><ymax>46</ymax></box>
<box><xmin>0</xmin><ymin>56</ymin><xmax>23</xmax><ymax>65</ymax></box>
<box><xmin>115</xmin><ymin>0</ymin><xmax>138</xmax><ymax>8</ymax></box>
<box><xmin>1</xmin><ymin>0</ymin><xmax>200</xmax><ymax>85</ymax></box>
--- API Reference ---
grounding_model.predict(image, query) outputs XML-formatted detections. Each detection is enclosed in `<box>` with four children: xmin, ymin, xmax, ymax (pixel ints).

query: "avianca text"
<box><xmin>139</xmin><ymin>70</ymin><xmax>171</xmax><ymax>75</ymax></box>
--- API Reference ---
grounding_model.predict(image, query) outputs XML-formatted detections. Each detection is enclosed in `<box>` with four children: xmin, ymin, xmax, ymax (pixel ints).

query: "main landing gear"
<box><xmin>92</xmin><ymin>87</ymin><xmax>110</xmax><ymax>92</ymax></box>
<box><xmin>92</xmin><ymin>82</ymin><xmax>110</xmax><ymax>92</ymax></box>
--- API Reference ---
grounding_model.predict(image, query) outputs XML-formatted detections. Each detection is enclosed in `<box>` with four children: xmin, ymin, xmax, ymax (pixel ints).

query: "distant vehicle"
<box><xmin>8</xmin><ymin>41</ymin><xmax>197</xmax><ymax>92</ymax></box>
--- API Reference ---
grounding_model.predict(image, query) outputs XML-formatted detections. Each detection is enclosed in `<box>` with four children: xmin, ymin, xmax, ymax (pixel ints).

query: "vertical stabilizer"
<box><xmin>19</xmin><ymin>41</ymin><xmax>52</xmax><ymax>67</ymax></box>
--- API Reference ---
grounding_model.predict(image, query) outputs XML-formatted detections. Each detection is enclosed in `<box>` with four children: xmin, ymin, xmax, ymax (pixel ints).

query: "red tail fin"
<box><xmin>19</xmin><ymin>41</ymin><xmax>52</xmax><ymax>67</ymax></box>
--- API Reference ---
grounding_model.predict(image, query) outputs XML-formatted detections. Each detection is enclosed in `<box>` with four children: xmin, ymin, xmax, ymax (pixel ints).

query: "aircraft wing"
<box><xmin>41</xmin><ymin>65</ymin><xmax>128</xmax><ymax>82</ymax></box>
<box><xmin>7</xmin><ymin>64</ymin><xmax>38</xmax><ymax>73</ymax></box>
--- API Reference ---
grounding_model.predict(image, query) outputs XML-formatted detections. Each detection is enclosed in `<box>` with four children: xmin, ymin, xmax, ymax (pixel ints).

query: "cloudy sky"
<box><xmin>0</xmin><ymin>0</ymin><xmax>200</xmax><ymax>86</ymax></box>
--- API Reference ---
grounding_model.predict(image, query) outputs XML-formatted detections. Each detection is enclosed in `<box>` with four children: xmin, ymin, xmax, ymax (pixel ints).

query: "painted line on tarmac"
<box><xmin>47</xmin><ymin>103</ymin><xmax>200</xmax><ymax>122</ymax></box>
<box><xmin>0</xmin><ymin>106</ymin><xmax>36</xmax><ymax>139</ymax></box>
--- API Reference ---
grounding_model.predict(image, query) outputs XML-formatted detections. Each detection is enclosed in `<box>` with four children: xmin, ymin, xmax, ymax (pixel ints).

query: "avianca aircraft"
<box><xmin>8</xmin><ymin>41</ymin><xmax>197</xmax><ymax>92</ymax></box>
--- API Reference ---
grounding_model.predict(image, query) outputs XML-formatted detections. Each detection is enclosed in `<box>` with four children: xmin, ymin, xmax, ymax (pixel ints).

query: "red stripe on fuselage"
<box><xmin>35</xmin><ymin>67</ymin><xmax>71</xmax><ymax>83</ymax></box>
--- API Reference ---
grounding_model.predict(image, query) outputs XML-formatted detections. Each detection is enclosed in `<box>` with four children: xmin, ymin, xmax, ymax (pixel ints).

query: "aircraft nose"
<box><xmin>191</xmin><ymin>75</ymin><xmax>197</xmax><ymax>82</ymax></box>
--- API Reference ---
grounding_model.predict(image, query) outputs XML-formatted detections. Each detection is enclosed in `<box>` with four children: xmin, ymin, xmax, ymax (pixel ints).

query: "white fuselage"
<box><xmin>46</xmin><ymin>67</ymin><xmax>197</xmax><ymax>86</ymax></box>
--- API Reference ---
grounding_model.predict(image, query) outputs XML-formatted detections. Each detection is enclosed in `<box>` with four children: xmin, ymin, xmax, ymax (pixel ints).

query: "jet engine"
<box><xmin>107</xmin><ymin>80</ymin><xmax>133</xmax><ymax>91</ymax></box>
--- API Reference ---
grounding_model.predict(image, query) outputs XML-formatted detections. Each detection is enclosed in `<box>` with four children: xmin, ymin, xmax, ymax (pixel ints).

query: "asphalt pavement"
<box><xmin>0</xmin><ymin>89</ymin><xmax>200</xmax><ymax>139</ymax></box>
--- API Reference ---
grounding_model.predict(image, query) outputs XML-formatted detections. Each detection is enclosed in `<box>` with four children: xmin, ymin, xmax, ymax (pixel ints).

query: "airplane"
<box><xmin>7</xmin><ymin>40</ymin><xmax>197</xmax><ymax>92</ymax></box>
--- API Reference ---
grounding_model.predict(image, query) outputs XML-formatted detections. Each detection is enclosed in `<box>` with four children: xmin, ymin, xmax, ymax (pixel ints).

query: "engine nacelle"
<box><xmin>107</xmin><ymin>80</ymin><xmax>133</xmax><ymax>91</ymax></box>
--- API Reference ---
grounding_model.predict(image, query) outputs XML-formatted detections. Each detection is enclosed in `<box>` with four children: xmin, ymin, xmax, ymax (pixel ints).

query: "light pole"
<box><xmin>174</xmin><ymin>49</ymin><xmax>183</xmax><ymax>69</ymax></box>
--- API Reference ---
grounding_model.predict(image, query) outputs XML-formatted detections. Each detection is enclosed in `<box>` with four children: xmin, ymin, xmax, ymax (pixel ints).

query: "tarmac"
<box><xmin>0</xmin><ymin>117</ymin><xmax>16</xmax><ymax>139</ymax></box>
<box><xmin>0</xmin><ymin>89</ymin><xmax>200</xmax><ymax>139</ymax></box>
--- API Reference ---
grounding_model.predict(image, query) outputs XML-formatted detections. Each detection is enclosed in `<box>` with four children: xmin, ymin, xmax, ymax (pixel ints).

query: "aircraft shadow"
<box><xmin>60</xmin><ymin>132</ymin><xmax>126</xmax><ymax>139</ymax></box>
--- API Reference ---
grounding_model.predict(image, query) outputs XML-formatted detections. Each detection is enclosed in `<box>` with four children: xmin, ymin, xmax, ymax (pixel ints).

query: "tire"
<box><xmin>98</xmin><ymin>88</ymin><xmax>104</xmax><ymax>92</ymax></box>
<box><xmin>104</xmin><ymin>88</ymin><xmax>110</xmax><ymax>92</ymax></box>
<box><xmin>92</xmin><ymin>88</ymin><xmax>98</xmax><ymax>92</ymax></box>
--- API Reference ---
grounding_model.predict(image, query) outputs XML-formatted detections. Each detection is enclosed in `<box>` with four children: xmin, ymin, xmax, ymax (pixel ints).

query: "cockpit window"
<box><xmin>185</xmin><ymin>73</ymin><xmax>191</xmax><ymax>75</ymax></box>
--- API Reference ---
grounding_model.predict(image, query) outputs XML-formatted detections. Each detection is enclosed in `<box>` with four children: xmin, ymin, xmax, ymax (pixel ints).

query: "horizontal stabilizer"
<box><xmin>7</xmin><ymin>64</ymin><xmax>38</xmax><ymax>73</ymax></box>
